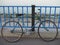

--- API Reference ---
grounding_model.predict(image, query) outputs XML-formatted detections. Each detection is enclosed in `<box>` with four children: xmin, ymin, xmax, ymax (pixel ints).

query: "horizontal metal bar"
<box><xmin>35</xmin><ymin>6</ymin><xmax>60</xmax><ymax>8</ymax></box>
<box><xmin>0</xmin><ymin>6</ymin><xmax>60</xmax><ymax>8</ymax></box>
<box><xmin>0</xmin><ymin>26</ymin><xmax>58</xmax><ymax>28</ymax></box>
<box><xmin>0</xmin><ymin>6</ymin><xmax>31</xmax><ymax>7</ymax></box>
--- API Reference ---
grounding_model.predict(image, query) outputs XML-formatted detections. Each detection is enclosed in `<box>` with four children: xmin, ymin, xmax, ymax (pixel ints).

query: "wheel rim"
<box><xmin>1</xmin><ymin>21</ymin><xmax>23</xmax><ymax>43</ymax></box>
<box><xmin>38</xmin><ymin>20</ymin><xmax>58</xmax><ymax>42</ymax></box>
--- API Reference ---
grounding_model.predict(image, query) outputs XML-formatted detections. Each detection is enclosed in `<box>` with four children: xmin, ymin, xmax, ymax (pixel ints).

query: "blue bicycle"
<box><xmin>1</xmin><ymin>10</ymin><xmax>58</xmax><ymax>43</ymax></box>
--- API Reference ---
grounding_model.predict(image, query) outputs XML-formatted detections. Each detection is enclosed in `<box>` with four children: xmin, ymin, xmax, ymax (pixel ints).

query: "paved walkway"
<box><xmin>0</xmin><ymin>37</ymin><xmax>60</xmax><ymax>45</ymax></box>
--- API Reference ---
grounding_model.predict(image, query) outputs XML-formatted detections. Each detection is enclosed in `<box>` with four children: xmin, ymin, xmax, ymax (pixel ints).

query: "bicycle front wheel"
<box><xmin>1</xmin><ymin>21</ymin><xmax>23</xmax><ymax>43</ymax></box>
<box><xmin>38</xmin><ymin>20</ymin><xmax>58</xmax><ymax>42</ymax></box>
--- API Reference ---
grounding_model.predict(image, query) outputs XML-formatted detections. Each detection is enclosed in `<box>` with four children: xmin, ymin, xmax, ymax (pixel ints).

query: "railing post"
<box><xmin>31</xmin><ymin>5</ymin><xmax>35</xmax><ymax>31</ymax></box>
<box><xmin>0</xmin><ymin>16</ymin><xmax>1</xmax><ymax>27</ymax></box>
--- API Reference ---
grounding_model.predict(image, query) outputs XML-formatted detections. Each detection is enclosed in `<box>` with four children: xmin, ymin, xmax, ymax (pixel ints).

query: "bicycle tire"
<box><xmin>38</xmin><ymin>20</ymin><xmax>58</xmax><ymax>42</ymax></box>
<box><xmin>1</xmin><ymin>21</ymin><xmax>23</xmax><ymax>43</ymax></box>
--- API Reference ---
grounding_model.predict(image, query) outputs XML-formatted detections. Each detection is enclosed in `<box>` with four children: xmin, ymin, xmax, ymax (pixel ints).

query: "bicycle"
<box><xmin>1</xmin><ymin>9</ymin><xmax>58</xmax><ymax>43</ymax></box>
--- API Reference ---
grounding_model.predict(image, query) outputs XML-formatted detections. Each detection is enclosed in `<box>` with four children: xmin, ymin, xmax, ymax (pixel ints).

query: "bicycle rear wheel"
<box><xmin>1</xmin><ymin>21</ymin><xmax>23</xmax><ymax>43</ymax></box>
<box><xmin>38</xmin><ymin>20</ymin><xmax>58</xmax><ymax>42</ymax></box>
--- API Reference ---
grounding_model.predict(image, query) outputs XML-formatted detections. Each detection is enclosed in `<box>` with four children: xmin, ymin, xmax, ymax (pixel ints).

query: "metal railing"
<box><xmin>0</xmin><ymin>5</ymin><xmax>60</xmax><ymax>29</ymax></box>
